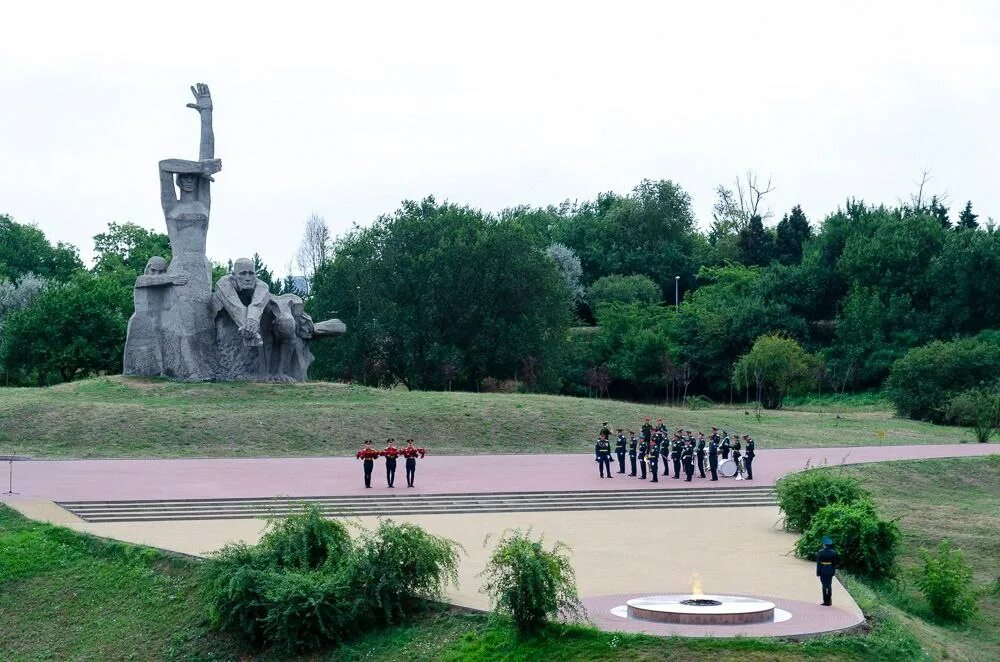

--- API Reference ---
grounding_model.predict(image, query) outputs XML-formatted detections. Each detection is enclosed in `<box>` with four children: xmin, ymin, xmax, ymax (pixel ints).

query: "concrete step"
<box><xmin>58</xmin><ymin>487</ymin><xmax>776</xmax><ymax>522</ymax></box>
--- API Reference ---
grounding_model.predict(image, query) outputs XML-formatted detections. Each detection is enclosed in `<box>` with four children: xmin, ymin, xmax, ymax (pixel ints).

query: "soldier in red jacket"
<box><xmin>381</xmin><ymin>438</ymin><xmax>400</xmax><ymax>488</ymax></box>
<box><xmin>356</xmin><ymin>440</ymin><xmax>380</xmax><ymax>488</ymax></box>
<box><xmin>401</xmin><ymin>438</ymin><xmax>427</xmax><ymax>487</ymax></box>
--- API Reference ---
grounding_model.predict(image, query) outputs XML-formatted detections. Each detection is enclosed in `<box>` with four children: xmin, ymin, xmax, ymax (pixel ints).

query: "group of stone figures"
<box><xmin>123</xmin><ymin>84</ymin><xmax>344</xmax><ymax>382</ymax></box>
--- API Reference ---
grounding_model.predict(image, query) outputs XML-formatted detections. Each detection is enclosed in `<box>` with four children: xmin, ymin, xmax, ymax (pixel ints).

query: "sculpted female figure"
<box><xmin>155</xmin><ymin>83</ymin><xmax>222</xmax><ymax>379</ymax></box>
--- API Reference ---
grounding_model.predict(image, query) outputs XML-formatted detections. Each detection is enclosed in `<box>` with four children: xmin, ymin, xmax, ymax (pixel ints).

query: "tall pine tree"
<box><xmin>774</xmin><ymin>205</ymin><xmax>812</xmax><ymax>265</ymax></box>
<box><xmin>738</xmin><ymin>215</ymin><xmax>775</xmax><ymax>266</ymax></box>
<box><xmin>957</xmin><ymin>201</ymin><xmax>979</xmax><ymax>230</ymax></box>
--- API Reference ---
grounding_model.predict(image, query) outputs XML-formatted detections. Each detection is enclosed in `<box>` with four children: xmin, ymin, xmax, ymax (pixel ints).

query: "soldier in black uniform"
<box><xmin>655</xmin><ymin>417</ymin><xmax>667</xmax><ymax>435</ymax></box>
<box><xmin>710</xmin><ymin>427</ymin><xmax>720</xmax><ymax>446</ymax></box>
<box><xmin>720</xmin><ymin>432</ymin><xmax>731</xmax><ymax>459</ymax></box>
<box><xmin>816</xmin><ymin>536</ymin><xmax>838</xmax><ymax>606</ymax></box>
<box><xmin>744</xmin><ymin>435</ymin><xmax>756</xmax><ymax>480</ymax></box>
<box><xmin>696</xmin><ymin>433</ymin><xmax>706</xmax><ymax>478</ymax></box>
<box><xmin>731</xmin><ymin>435</ymin><xmax>743</xmax><ymax>479</ymax></box>
<box><xmin>659</xmin><ymin>431</ymin><xmax>671</xmax><ymax>471</ymax></box>
<box><xmin>671</xmin><ymin>436</ymin><xmax>683</xmax><ymax>479</ymax></box>
<box><xmin>637</xmin><ymin>437</ymin><xmax>648</xmax><ymax>479</ymax></box>
<box><xmin>641</xmin><ymin>417</ymin><xmax>653</xmax><ymax>446</ymax></box>
<box><xmin>708</xmin><ymin>436</ymin><xmax>719</xmax><ymax>481</ymax></box>
<box><xmin>681</xmin><ymin>442</ymin><xmax>695</xmax><ymax>481</ymax></box>
<box><xmin>615</xmin><ymin>429</ymin><xmax>627</xmax><ymax>473</ymax></box>
<box><xmin>595</xmin><ymin>434</ymin><xmax>613</xmax><ymax>478</ymax></box>
<box><xmin>648</xmin><ymin>434</ymin><xmax>660</xmax><ymax>483</ymax></box>
<box><xmin>600</xmin><ymin>421</ymin><xmax>612</xmax><ymax>439</ymax></box>
<box><xmin>627</xmin><ymin>431</ymin><xmax>638</xmax><ymax>476</ymax></box>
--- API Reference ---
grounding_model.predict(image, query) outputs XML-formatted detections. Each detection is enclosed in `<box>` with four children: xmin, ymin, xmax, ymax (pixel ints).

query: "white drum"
<box><xmin>719</xmin><ymin>459</ymin><xmax>738</xmax><ymax>478</ymax></box>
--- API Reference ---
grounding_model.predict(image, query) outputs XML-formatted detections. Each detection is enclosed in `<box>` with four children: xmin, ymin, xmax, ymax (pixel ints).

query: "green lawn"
<box><xmin>834</xmin><ymin>456</ymin><xmax>1000</xmax><ymax>661</ymax></box>
<box><xmin>0</xmin><ymin>376</ymin><xmax>972</xmax><ymax>459</ymax></box>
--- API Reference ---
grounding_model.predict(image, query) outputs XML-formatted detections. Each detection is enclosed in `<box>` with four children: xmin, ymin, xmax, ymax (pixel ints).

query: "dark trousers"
<box><xmin>385</xmin><ymin>458</ymin><xmax>397</xmax><ymax>487</ymax></box>
<box><xmin>820</xmin><ymin>575</ymin><xmax>833</xmax><ymax>605</ymax></box>
<box><xmin>697</xmin><ymin>452</ymin><xmax>706</xmax><ymax>477</ymax></box>
<box><xmin>683</xmin><ymin>461</ymin><xmax>694</xmax><ymax>481</ymax></box>
<box><xmin>639</xmin><ymin>459</ymin><xmax>646</xmax><ymax>479</ymax></box>
<box><xmin>745</xmin><ymin>456</ymin><xmax>754</xmax><ymax>480</ymax></box>
<box><xmin>672</xmin><ymin>459</ymin><xmax>681</xmax><ymax>479</ymax></box>
<box><xmin>598</xmin><ymin>455</ymin><xmax>612</xmax><ymax>477</ymax></box>
<box><xmin>649</xmin><ymin>461</ymin><xmax>658</xmax><ymax>482</ymax></box>
<box><xmin>405</xmin><ymin>458</ymin><xmax>416</xmax><ymax>486</ymax></box>
<box><xmin>363</xmin><ymin>459</ymin><xmax>374</xmax><ymax>487</ymax></box>
<box><xmin>616</xmin><ymin>452</ymin><xmax>626</xmax><ymax>473</ymax></box>
<box><xmin>722</xmin><ymin>449</ymin><xmax>730</xmax><ymax>459</ymax></box>
<box><xmin>709</xmin><ymin>457</ymin><xmax>718</xmax><ymax>481</ymax></box>
<box><xmin>629</xmin><ymin>455</ymin><xmax>637</xmax><ymax>476</ymax></box>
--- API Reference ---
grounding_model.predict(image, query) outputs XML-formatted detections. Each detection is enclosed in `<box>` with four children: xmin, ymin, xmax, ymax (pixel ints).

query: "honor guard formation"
<box><xmin>356</xmin><ymin>438</ymin><xmax>427</xmax><ymax>488</ymax></box>
<box><xmin>596</xmin><ymin>416</ymin><xmax>756</xmax><ymax>483</ymax></box>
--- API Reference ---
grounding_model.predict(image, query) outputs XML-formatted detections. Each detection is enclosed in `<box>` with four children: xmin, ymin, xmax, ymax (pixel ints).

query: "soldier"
<box><xmin>682</xmin><ymin>441</ymin><xmax>696</xmax><ymax>481</ymax></box>
<box><xmin>696</xmin><ymin>433</ymin><xmax>707</xmax><ymax>478</ymax></box>
<box><xmin>600</xmin><ymin>421</ymin><xmax>612</xmax><ymax>439</ymax></box>
<box><xmin>744</xmin><ymin>435</ymin><xmax>756</xmax><ymax>480</ymax></box>
<box><xmin>710</xmin><ymin>426</ymin><xmax>720</xmax><ymax>446</ymax></box>
<box><xmin>655</xmin><ymin>417</ymin><xmax>667</xmax><ymax>434</ymax></box>
<box><xmin>731</xmin><ymin>436</ymin><xmax>743</xmax><ymax>480</ymax></box>
<box><xmin>659</xmin><ymin>430</ymin><xmax>671</xmax><ymax>471</ymax></box>
<box><xmin>615</xmin><ymin>429</ymin><xmax>627</xmax><ymax>474</ymax></box>
<box><xmin>720</xmin><ymin>431</ymin><xmax>731</xmax><ymax>459</ymax></box>
<box><xmin>382</xmin><ymin>438</ymin><xmax>400</xmax><ymax>488</ymax></box>
<box><xmin>641</xmin><ymin>417</ymin><xmax>653</xmax><ymax>445</ymax></box>
<box><xmin>816</xmin><ymin>536</ymin><xmax>839</xmax><ymax>606</ymax></box>
<box><xmin>647</xmin><ymin>435</ymin><xmax>660</xmax><ymax>483</ymax></box>
<box><xmin>401</xmin><ymin>438</ymin><xmax>426</xmax><ymax>487</ymax></box>
<box><xmin>595</xmin><ymin>434</ymin><xmax>613</xmax><ymax>478</ymax></box>
<box><xmin>637</xmin><ymin>436</ymin><xmax>649</xmax><ymax>479</ymax></box>
<box><xmin>671</xmin><ymin>436</ymin><xmax>683</xmax><ymax>479</ymax></box>
<box><xmin>707</xmin><ymin>435</ymin><xmax>719</xmax><ymax>481</ymax></box>
<box><xmin>628</xmin><ymin>431</ymin><xmax>638</xmax><ymax>476</ymax></box>
<box><xmin>356</xmin><ymin>439</ymin><xmax>380</xmax><ymax>488</ymax></box>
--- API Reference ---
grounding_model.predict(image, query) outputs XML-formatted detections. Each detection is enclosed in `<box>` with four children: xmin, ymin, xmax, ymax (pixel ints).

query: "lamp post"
<box><xmin>674</xmin><ymin>275</ymin><xmax>680</xmax><ymax>310</ymax></box>
<box><xmin>356</xmin><ymin>285</ymin><xmax>361</xmax><ymax>317</ymax></box>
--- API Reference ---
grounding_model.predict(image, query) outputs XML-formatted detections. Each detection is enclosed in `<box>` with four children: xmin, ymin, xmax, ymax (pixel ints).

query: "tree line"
<box><xmin>2</xmin><ymin>175</ymin><xmax>998</xmax><ymax>423</ymax></box>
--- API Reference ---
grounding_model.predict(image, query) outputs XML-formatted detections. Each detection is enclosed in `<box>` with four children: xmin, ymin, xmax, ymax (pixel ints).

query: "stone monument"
<box><xmin>122</xmin><ymin>84</ymin><xmax>344</xmax><ymax>381</ymax></box>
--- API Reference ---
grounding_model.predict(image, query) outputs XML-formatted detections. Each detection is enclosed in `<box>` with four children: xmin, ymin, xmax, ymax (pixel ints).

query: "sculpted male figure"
<box><xmin>213</xmin><ymin>258</ymin><xmax>271</xmax><ymax>379</ymax></box>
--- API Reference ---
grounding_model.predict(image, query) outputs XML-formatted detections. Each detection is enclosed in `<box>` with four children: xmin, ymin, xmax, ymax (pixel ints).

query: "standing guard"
<box><xmin>356</xmin><ymin>440</ymin><xmax>380</xmax><ymax>488</ymax></box>
<box><xmin>595</xmin><ymin>434</ymin><xmax>613</xmax><ymax>478</ymax></box>
<box><xmin>600</xmin><ymin>421</ymin><xmax>613</xmax><ymax>439</ymax></box>
<box><xmin>696</xmin><ymin>433</ymin><xmax>707</xmax><ymax>478</ymax></box>
<box><xmin>401</xmin><ymin>438</ymin><xmax>426</xmax><ymax>487</ymax></box>
<box><xmin>637</xmin><ymin>436</ymin><xmax>648</xmax><ymax>479</ymax></box>
<box><xmin>382</xmin><ymin>438</ymin><xmax>400</xmax><ymax>488</ymax></box>
<box><xmin>647</xmin><ymin>435</ymin><xmax>660</xmax><ymax>483</ymax></box>
<box><xmin>744</xmin><ymin>435</ymin><xmax>756</xmax><ymax>480</ymax></box>
<box><xmin>641</xmin><ymin>417</ymin><xmax>653</xmax><ymax>445</ymax></box>
<box><xmin>681</xmin><ymin>441</ymin><xmax>695</xmax><ymax>481</ymax></box>
<box><xmin>671</xmin><ymin>436</ymin><xmax>683</xmax><ymax>479</ymax></box>
<box><xmin>615</xmin><ymin>429</ymin><xmax>627</xmax><ymax>474</ymax></box>
<box><xmin>708</xmin><ymin>435</ymin><xmax>719</xmax><ymax>481</ymax></box>
<box><xmin>628</xmin><ymin>431</ymin><xmax>638</xmax><ymax>476</ymax></box>
<box><xmin>720</xmin><ymin>431</ymin><xmax>731</xmax><ymax>459</ymax></box>
<box><xmin>731</xmin><ymin>436</ymin><xmax>743</xmax><ymax>480</ymax></box>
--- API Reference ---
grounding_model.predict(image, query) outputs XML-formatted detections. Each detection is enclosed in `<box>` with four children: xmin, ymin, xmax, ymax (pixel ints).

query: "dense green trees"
<box><xmin>0</xmin><ymin>214</ymin><xmax>81</xmax><ymax>283</ymax></box>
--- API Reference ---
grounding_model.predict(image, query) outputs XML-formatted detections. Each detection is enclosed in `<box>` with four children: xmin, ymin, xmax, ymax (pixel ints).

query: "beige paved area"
<box><xmin>10</xmin><ymin>500</ymin><xmax>859</xmax><ymax>619</ymax></box>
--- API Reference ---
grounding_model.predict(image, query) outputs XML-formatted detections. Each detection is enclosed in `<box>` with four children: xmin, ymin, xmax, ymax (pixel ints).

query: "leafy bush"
<box><xmin>776</xmin><ymin>470</ymin><xmax>869</xmax><ymax>532</ymax></box>
<box><xmin>886</xmin><ymin>330</ymin><xmax>1000</xmax><ymax>422</ymax></box>
<box><xmin>201</xmin><ymin>505</ymin><xmax>460</xmax><ymax>653</ymax></box>
<box><xmin>915</xmin><ymin>539</ymin><xmax>979</xmax><ymax>624</ymax></box>
<box><xmin>480</xmin><ymin>530</ymin><xmax>585</xmax><ymax>636</ymax></box>
<box><xmin>587</xmin><ymin>274</ymin><xmax>662</xmax><ymax>310</ymax></box>
<box><xmin>796</xmin><ymin>500</ymin><xmax>900</xmax><ymax>579</ymax></box>
<box><xmin>943</xmin><ymin>386</ymin><xmax>1000</xmax><ymax>443</ymax></box>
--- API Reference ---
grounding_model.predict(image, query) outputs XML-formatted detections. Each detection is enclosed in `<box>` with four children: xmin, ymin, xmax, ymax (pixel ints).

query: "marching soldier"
<box><xmin>708</xmin><ymin>435</ymin><xmax>719</xmax><ymax>481</ymax></box>
<box><xmin>816</xmin><ymin>536</ymin><xmax>838</xmax><ymax>606</ymax></box>
<box><xmin>681</xmin><ymin>441</ymin><xmax>695</xmax><ymax>481</ymax></box>
<box><xmin>628</xmin><ymin>431</ymin><xmax>638</xmax><ymax>476</ymax></box>
<box><xmin>595</xmin><ymin>434</ymin><xmax>613</xmax><ymax>478</ymax></box>
<box><xmin>671</xmin><ymin>436</ymin><xmax>683</xmax><ymax>479</ymax></box>
<box><xmin>647</xmin><ymin>435</ymin><xmax>660</xmax><ymax>483</ymax></box>
<box><xmin>637</xmin><ymin>436</ymin><xmax>649</xmax><ymax>479</ymax></box>
<box><xmin>744</xmin><ymin>435</ymin><xmax>756</xmax><ymax>480</ymax></box>
<box><xmin>382</xmin><ymin>438</ymin><xmax>400</xmax><ymax>488</ymax></box>
<box><xmin>615</xmin><ymin>429</ymin><xmax>627</xmax><ymax>474</ymax></box>
<box><xmin>401</xmin><ymin>438</ymin><xmax>426</xmax><ymax>487</ymax></box>
<box><xmin>696</xmin><ymin>433</ymin><xmax>707</xmax><ymax>478</ymax></box>
<box><xmin>356</xmin><ymin>439</ymin><xmax>380</xmax><ymax>488</ymax></box>
<box><xmin>720</xmin><ymin>431</ymin><xmax>731</xmax><ymax>459</ymax></box>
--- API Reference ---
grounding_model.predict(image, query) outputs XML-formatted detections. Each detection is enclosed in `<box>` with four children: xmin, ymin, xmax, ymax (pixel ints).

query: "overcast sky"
<box><xmin>1</xmin><ymin>1</ymin><xmax>998</xmax><ymax>274</ymax></box>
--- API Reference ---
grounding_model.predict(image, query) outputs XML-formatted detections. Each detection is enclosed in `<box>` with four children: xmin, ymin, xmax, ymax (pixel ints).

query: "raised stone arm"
<box><xmin>186</xmin><ymin>83</ymin><xmax>215</xmax><ymax>161</ymax></box>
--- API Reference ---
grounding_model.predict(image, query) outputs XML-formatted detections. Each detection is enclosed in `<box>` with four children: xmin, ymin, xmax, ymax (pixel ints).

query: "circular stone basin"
<box><xmin>627</xmin><ymin>594</ymin><xmax>775</xmax><ymax>625</ymax></box>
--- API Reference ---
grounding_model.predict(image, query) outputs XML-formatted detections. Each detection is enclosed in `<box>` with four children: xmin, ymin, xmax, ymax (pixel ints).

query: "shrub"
<box><xmin>886</xmin><ymin>330</ymin><xmax>1000</xmax><ymax>422</ymax></box>
<box><xmin>587</xmin><ymin>274</ymin><xmax>662</xmax><ymax>310</ymax></box>
<box><xmin>943</xmin><ymin>387</ymin><xmax>1000</xmax><ymax>443</ymax></box>
<box><xmin>480</xmin><ymin>529</ymin><xmax>585</xmax><ymax>636</ymax></box>
<box><xmin>354</xmin><ymin>519</ymin><xmax>462</xmax><ymax>623</ymax></box>
<box><xmin>257</xmin><ymin>504</ymin><xmax>353</xmax><ymax>571</ymax></box>
<box><xmin>915</xmin><ymin>539</ymin><xmax>979</xmax><ymax>624</ymax></box>
<box><xmin>776</xmin><ymin>470</ymin><xmax>869</xmax><ymax>532</ymax></box>
<box><xmin>796</xmin><ymin>500</ymin><xmax>900</xmax><ymax>579</ymax></box>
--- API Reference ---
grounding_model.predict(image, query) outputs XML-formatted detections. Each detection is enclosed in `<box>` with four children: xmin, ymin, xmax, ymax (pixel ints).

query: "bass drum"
<box><xmin>719</xmin><ymin>459</ymin><xmax>738</xmax><ymax>478</ymax></box>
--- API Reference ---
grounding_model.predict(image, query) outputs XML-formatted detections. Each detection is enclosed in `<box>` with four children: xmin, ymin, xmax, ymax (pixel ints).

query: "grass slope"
<box><xmin>835</xmin><ymin>456</ymin><xmax>1000</xmax><ymax>661</ymax></box>
<box><xmin>0</xmin><ymin>376</ymin><xmax>971</xmax><ymax>459</ymax></box>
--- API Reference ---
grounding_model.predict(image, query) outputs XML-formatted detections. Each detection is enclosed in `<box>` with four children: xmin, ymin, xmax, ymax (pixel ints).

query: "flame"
<box><xmin>691</xmin><ymin>573</ymin><xmax>703</xmax><ymax>598</ymax></box>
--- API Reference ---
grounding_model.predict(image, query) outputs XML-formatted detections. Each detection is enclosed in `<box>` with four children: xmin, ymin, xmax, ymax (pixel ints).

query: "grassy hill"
<box><xmin>0</xmin><ymin>376</ymin><xmax>972</xmax><ymax>459</ymax></box>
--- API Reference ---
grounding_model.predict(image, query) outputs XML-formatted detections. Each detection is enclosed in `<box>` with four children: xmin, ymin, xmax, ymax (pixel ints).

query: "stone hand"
<box><xmin>186</xmin><ymin>83</ymin><xmax>213</xmax><ymax>112</ymax></box>
<box><xmin>172</xmin><ymin>273</ymin><xmax>189</xmax><ymax>286</ymax></box>
<box><xmin>243</xmin><ymin>318</ymin><xmax>260</xmax><ymax>334</ymax></box>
